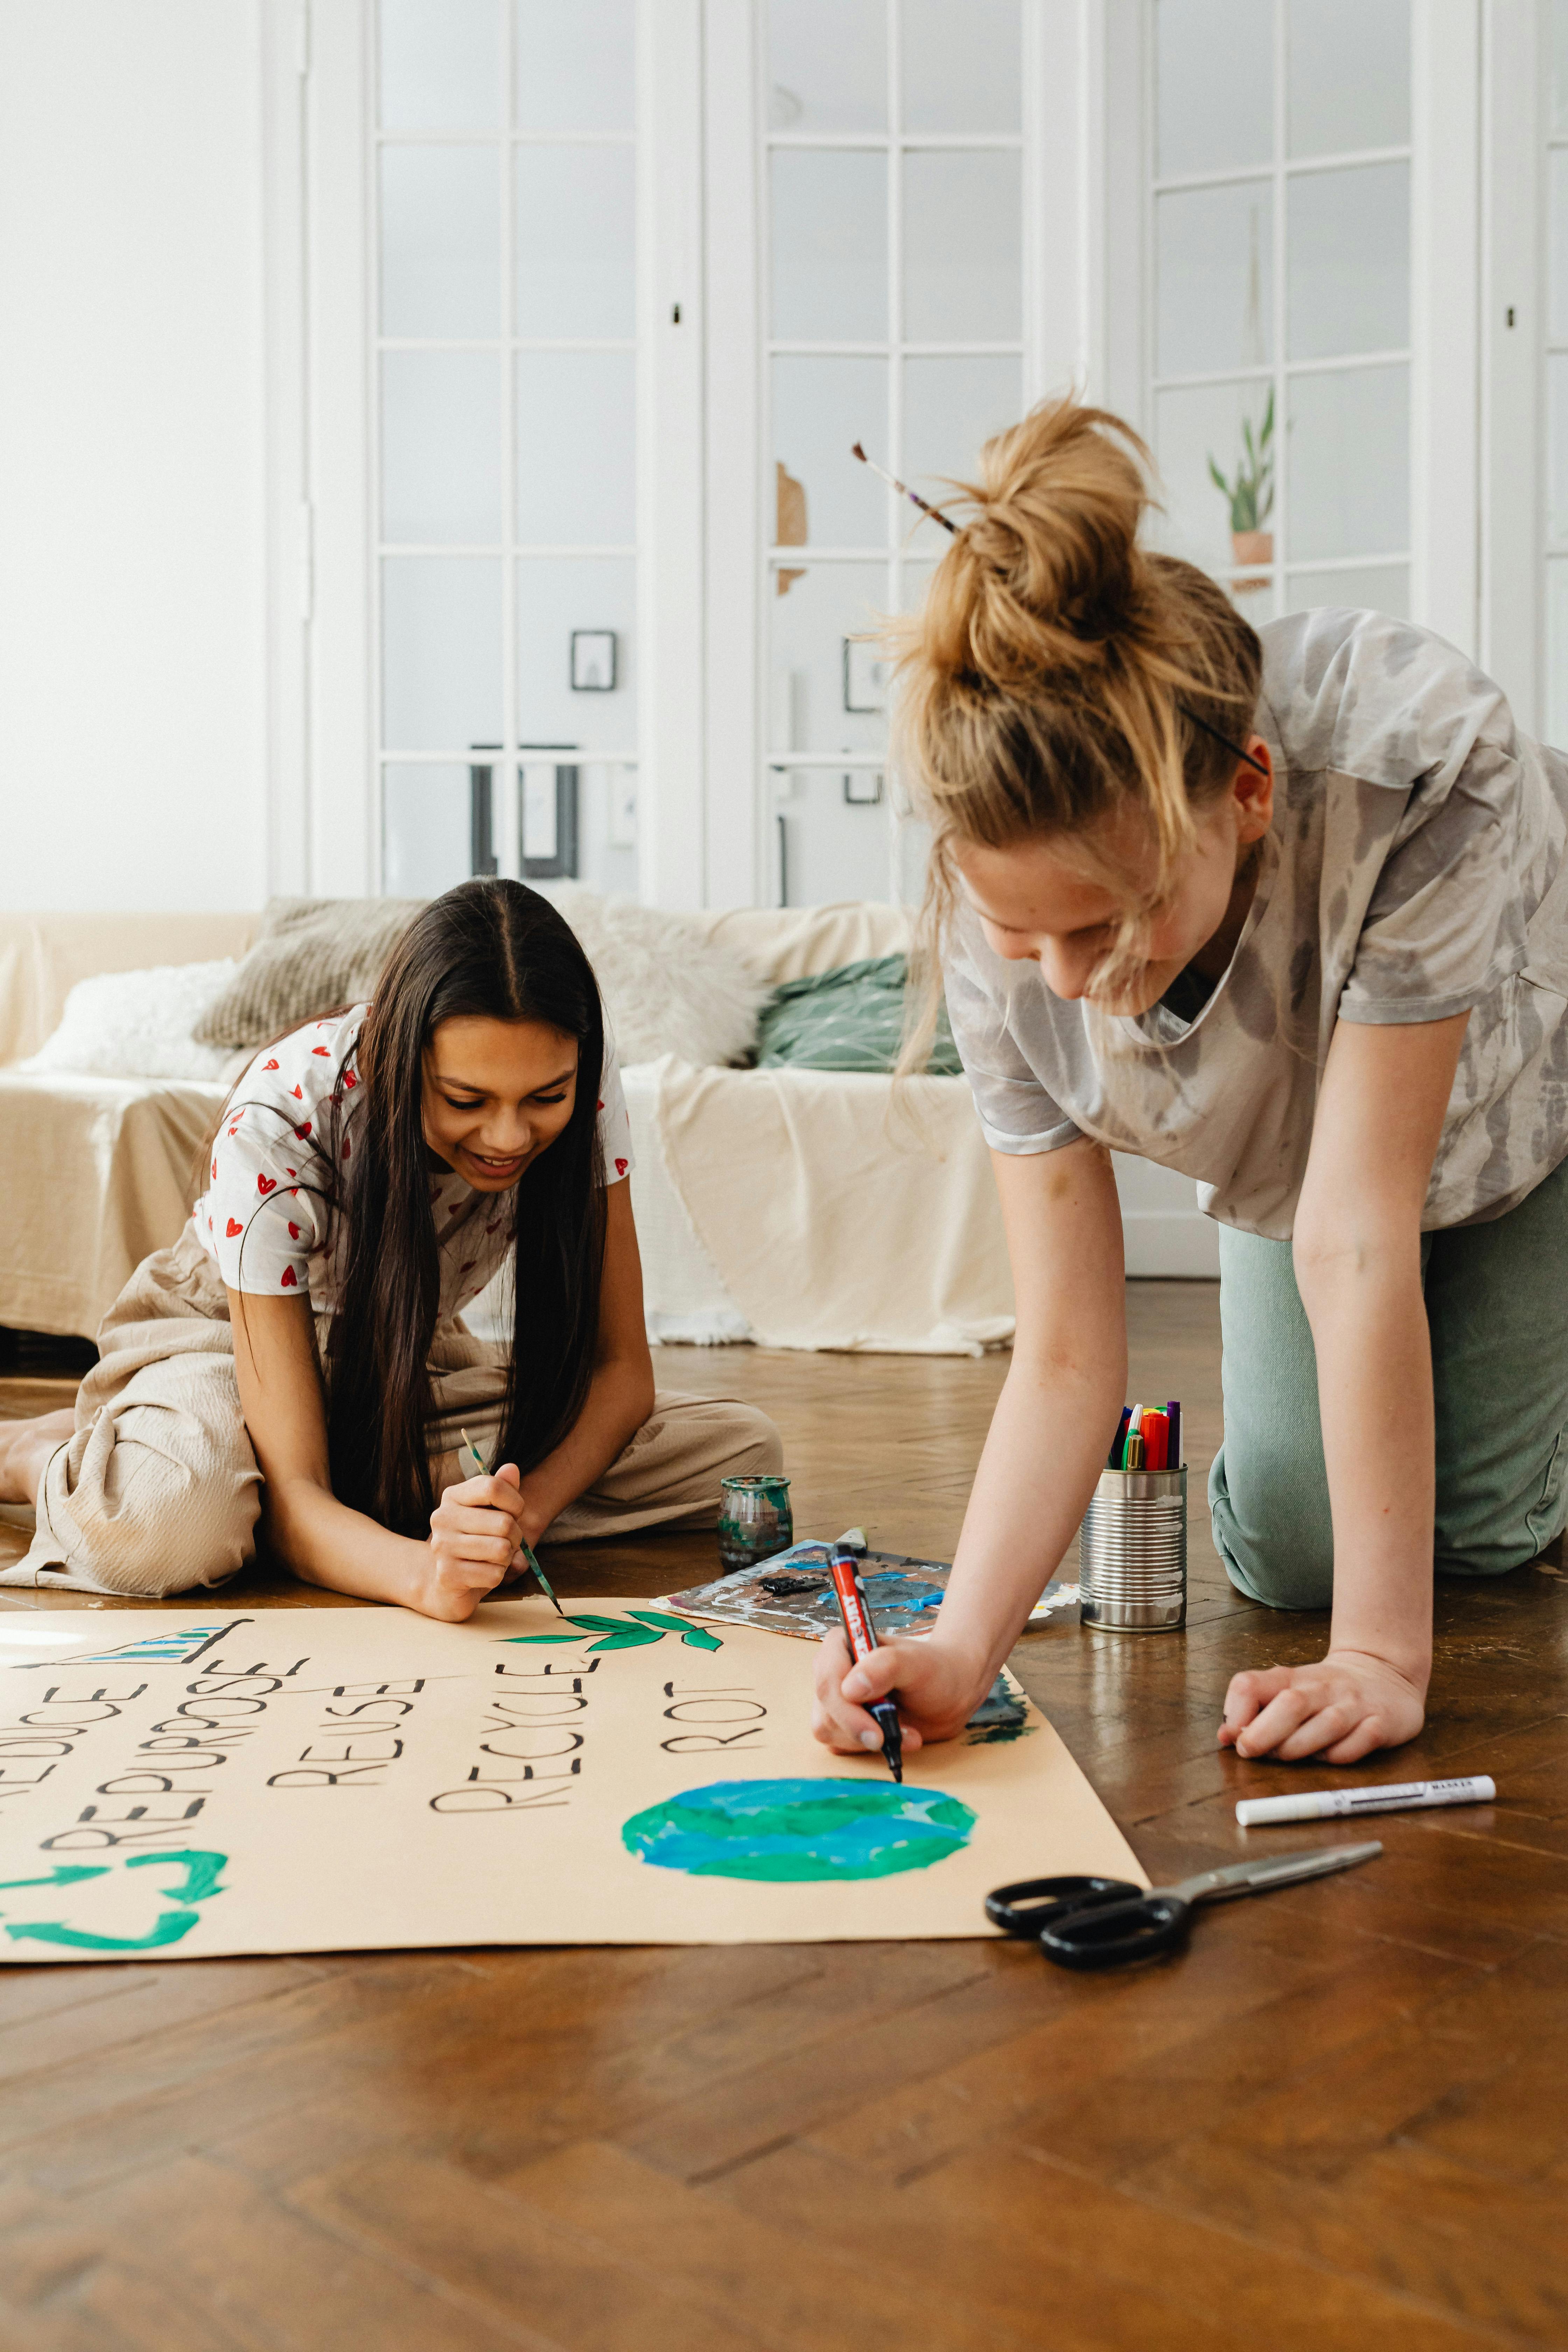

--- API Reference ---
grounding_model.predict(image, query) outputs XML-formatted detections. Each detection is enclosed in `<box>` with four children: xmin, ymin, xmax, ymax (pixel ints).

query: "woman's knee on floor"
<box><xmin>710</xmin><ymin>1400</ymin><xmax>785</xmax><ymax>1480</ymax></box>
<box><xmin>39</xmin><ymin>1416</ymin><xmax>261</xmax><ymax>1600</ymax></box>
<box><xmin>61</xmin><ymin>1488</ymin><xmax>257</xmax><ymax>1599</ymax></box>
<box><xmin>1208</xmin><ymin>1437</ymin><xmax>1336</xmax><ymax>1611</ymax></box>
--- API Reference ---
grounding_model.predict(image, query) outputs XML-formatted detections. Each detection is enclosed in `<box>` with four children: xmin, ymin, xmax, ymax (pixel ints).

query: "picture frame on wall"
<box><xmin>570</xmin><ymin>630</ymin><xmax>617</xmax><ymax>692</ymax></box>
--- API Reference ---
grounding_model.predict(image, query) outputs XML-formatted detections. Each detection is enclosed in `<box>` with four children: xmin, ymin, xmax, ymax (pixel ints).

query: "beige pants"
<box><xmin>2</xmin><ymin>1222</ymin><xmax>783</xmax><ymax>1599</ymax></box>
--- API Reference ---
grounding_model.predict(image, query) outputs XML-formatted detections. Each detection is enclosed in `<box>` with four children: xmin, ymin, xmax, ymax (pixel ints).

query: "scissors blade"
<box><xmin>1169</xmin><ymin>1840</ymin><xmax>1383</xmax><ymax>1906</ymax></box>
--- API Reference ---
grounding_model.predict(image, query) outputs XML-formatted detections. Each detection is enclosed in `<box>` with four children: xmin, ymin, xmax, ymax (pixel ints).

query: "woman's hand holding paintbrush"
<box><xmin>422</xmin><ymin>1428</ymin><xmax>564</xmax><ymax>1622</ymax></box>
<box><xmin>424</xmin><ymin>1459</ymin><xmax>535</xmax><ymax>1620</ymax></box>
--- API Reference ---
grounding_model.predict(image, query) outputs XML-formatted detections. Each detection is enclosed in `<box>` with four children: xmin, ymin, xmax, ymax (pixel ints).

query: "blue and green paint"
<box><xmin>7</xmin><ymin>1619</ymin><xmax>245</xmax><ymax>1672</ymax></box>
<box><xmin>622</xmin><ymin>1778</ymin><xmax>975</xmax><ymax>1883</ymax></box>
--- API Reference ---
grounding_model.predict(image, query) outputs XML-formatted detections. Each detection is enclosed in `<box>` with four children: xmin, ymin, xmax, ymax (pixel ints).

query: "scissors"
<box><xmin>985</xmin><ymin>1841</ymin><xmax>1383</xmax><ymax>1972</ymax></box>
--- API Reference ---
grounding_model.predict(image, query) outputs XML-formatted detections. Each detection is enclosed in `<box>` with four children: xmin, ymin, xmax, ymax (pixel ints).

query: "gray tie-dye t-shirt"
<box><xmin>944</xmin><ymin>608</ymin><xmax>1568</xmax><ymax>1238</ymax></box>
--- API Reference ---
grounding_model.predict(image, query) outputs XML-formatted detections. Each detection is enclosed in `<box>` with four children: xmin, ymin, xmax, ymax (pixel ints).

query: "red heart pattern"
<box><xmin>288</xmin><ymin>1222</ymin><xmax>300</xmax><ymax>1240</ymax></box>
<box><xmin>226</xmin><ymin>1217</ymin><xmax>242</xmax><ymax>1238</ymax></box>
<box><xmin>312</xmin><ymin>1046</ymin><xmax>330</xmax><ymax>1057</ymax></box>
<box><xmin>263</xmin><ymin>1059</ymin><xmax>279</xmax><ymax>1071</ymax></box>
<box><xmin>295</xmin><ymin>1123</ymin><xmax>310</xmax><ymax>1140</ymax></box>
<box><xmin>291</xmin><ymin>1085</ymin><xmax>303</xmax><ymax>1099</ymax></box>
<box><xmin>343</xmin><ymin>1070</ymin><xmax>357</xmax><ymax>1088</ymax></box>
<box><xmin>257</xmin><ymin>1174</ymin><xmax>276</xmax><ymax>1195</ymax></box>
<box><xmin>281</xmin><ymin>1266</ymin><xmax>298</xmax><ymax>1288</ymax></box>
<box><xmin>615</xmin><ymin>1158</ymin><xmax>628</xmax><ymax>1175</ymax></box>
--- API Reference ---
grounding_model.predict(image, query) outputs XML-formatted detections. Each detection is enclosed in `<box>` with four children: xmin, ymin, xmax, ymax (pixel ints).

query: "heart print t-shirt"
<box><xmin>192</xmin><ymin>1004</ymin><xmax>634</xmax><ymax>1316</ymax></box>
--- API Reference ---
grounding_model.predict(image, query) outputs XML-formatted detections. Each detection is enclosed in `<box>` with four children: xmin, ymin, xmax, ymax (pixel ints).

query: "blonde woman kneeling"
<box><xmin>815</xmin><ymin>397</ymin><xmax>1568</xmax><ymax>1768</ymax></box>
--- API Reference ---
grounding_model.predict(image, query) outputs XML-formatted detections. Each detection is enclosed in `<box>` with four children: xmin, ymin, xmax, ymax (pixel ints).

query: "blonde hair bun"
<box><xmin>929</xmin><ymin>400</ymin><xmax>1152</xmax><ymax>691</ymax></box>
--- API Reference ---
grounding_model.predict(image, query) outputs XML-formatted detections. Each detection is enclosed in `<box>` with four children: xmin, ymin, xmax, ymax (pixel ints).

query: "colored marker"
<box><xmin>460</xmin><ymin>1425</ymin><xmax>563</xmax><ymax>1616</ymax></box>
<box><xmin>1108</xmin><ymin>1406</ymin><xmax>1132</xmax><ymax>1468</ymax></box>
<box><xmin>1166</xmin><ymin>1400</ymin><xmax>1182</xmax><ymax>1470</ymax></box>
<box><xmin>1142</xmin><ymin>1409</ymin><xmax>1169</xmax><ymax>1472</ymax></box>
<box><xmin>828</xmin><ymin>1546</ymin><xmax>904</xmax><ymax>1782</ymax></box>
<box><xmin>1235</xmin><ymin>1774</ymin><xmax>1496</xmax><ymax>1827</ymax></box>
<box><xmin>1123</xmin><ymin>1431</ymin><xmax>1145</xmax><ymax>1471</ymax></box>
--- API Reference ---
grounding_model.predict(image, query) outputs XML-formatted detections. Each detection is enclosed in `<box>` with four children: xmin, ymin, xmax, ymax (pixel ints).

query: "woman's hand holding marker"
<box><xmin>423</xmin><ymin>1460</ymin><xmax>530</xmax><ymax>1621</ymax></box>
<box><xmin>812</xmin><ymin>1629</ymin><xmax>986</xmax><ymax>1760</ymax></box>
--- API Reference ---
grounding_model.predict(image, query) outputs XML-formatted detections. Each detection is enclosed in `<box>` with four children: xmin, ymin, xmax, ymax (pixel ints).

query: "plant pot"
<box><xmin>1231</xmin><ymin>530</ymin><xmax>1272</xmax><ymax>565</ymax></box>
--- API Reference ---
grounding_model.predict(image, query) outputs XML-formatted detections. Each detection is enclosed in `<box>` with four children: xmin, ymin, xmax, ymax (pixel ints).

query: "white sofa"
<box><xmin>0</xmin><ymin>904</ymin><xmax>1215</xmax><ymax>1352</ymax></box>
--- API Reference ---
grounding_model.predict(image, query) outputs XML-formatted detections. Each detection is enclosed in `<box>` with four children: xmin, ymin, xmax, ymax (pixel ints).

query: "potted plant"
<box><xmin>1208</xmin><ymin>389</ymin><xmax>1274</xmax><ymax>589</ymax></box>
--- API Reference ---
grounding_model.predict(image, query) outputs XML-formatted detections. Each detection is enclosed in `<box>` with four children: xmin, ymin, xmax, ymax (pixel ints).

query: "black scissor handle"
<box><xmin>1038</xmin><ymin>1891</ymin><xmax>1192</xmax><ymax>1971</ymax></box>
<box><xmin>984</xmin><ymin>1874</ymin><xmax>1139</xmax><ymax>1939</ymax></box>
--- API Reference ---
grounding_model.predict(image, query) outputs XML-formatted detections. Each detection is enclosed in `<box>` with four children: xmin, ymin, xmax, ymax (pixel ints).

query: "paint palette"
<box><xmin>663</xmin><ymin>1546</ymin><xmax>1077</xmax><ymax>1643</ymax></box>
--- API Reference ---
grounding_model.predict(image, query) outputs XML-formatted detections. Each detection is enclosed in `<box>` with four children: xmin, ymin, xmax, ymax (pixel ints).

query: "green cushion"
<box><xmin>754</xmin><ymin>955</ymin><xmax>963</xmax><ymax>1076</ymax></box>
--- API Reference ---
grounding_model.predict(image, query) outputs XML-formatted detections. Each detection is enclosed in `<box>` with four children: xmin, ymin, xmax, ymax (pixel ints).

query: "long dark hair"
<box><xmin>323</xmin><ymin>881</ymin><xmax>607</xmax><ymax>1535</ymax></box>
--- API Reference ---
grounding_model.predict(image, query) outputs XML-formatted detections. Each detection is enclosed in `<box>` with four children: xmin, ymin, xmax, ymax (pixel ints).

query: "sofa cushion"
<box><xmin>192</xmin><ymin>898</ymin><xmax>422</xmax><ymax>1049</ymax></box>
<box><xmin>755</xmin><ymin>956</ymin><xmax>962</xmax><ymax>1075</ymax></box>
<box><xmin>21</xmin><ymin>960</ymin><xmax>239</xmax><ymax>1081</ymax></box>
<box><xmin>546</xmin><ymin>886</ymin><xmax>768</xmax><ymax>1066</ymax></box>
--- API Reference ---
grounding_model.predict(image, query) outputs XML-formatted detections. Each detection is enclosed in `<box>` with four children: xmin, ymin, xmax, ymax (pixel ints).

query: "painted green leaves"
<box><xmin>504</xmin><ymin>1610</ymin><xmax>722</xmax><ymax>1655</ymax></box>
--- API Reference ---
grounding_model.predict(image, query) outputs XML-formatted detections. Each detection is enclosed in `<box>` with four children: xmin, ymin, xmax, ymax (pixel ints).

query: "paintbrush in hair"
<box><xmin>850</xmin><ymin>442</ymin><xmax>958</xmax><ymax>536</ymax></box>
<box><xmin>460</xmin><ymin>1424</ymin><xmax>563</xmax><ymax>1615</ymax></box>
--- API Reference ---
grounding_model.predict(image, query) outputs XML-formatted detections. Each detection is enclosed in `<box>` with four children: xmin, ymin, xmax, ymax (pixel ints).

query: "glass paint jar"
<box><xmin>718</xmin><ymin>1475</ymin><xmax>794</xmax><ymax>1573</ymax></box>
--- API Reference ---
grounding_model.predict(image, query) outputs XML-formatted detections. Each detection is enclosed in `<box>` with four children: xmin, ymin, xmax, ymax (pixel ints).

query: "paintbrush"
<box><xmin>460</xmin><ymin>1424</ymin><xmax>563</xmax><ymax>1616</ymax></box>
<box><xmin>850</xmin><ymin>442</ymin><xmax>958</xmax><ymax>536</ymax></box>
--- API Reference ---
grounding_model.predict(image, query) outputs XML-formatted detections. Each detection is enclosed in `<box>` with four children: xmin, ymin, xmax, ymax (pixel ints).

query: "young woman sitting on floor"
<box><xmin>815</xmin><ymin>394</ymin><xmax>1568</xmax><ymax>1768</ymax></box>
<box><xmin>0</xmin><ymin>880</ymin><xmax>780</xmax><ymax>1612</ymax></box>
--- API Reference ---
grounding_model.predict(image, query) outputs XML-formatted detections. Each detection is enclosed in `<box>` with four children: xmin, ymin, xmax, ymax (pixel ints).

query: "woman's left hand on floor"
<box><xmin>1218</xmin><ymin>1647</ymin><xmax>1427</xmax><ymax>1763</ymax></box>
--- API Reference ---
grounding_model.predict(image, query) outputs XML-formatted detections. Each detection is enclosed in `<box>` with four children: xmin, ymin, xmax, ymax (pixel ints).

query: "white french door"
<box><xmin>373</xmin><ymin>0</ymin><xmax>641</xmax><ymax>902</ymax></box>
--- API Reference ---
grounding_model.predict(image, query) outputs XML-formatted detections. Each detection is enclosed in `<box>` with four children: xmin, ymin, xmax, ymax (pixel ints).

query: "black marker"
<box><xmin>828</xmin><ymin>1546</ymin><xmax>903</xmax><ymax>1783</ymax></box>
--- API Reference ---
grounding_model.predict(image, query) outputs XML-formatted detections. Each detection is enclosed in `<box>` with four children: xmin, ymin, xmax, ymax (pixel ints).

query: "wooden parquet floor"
<box><xmin>3</xmin><ymin>1283</ymin><xmax>1568</xmax><ymax>2350</ymax></box>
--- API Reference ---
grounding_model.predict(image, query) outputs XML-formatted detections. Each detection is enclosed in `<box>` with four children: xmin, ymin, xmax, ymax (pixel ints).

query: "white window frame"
<box><xmin>700</xmin><ymin>0</ymin><xmax>1089</xmax><ymax>910</ymax></box>
<box><xmin>1097</xmin><ymin>0</ymin><xmax>1482</xmax><ymax>660</ymax></box>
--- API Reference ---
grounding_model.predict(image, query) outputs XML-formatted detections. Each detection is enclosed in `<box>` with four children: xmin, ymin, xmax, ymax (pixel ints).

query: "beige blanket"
<box><xmin>0</xmin><ymin>1073</ymin><xmax>224</xmax><ymax>1337</ymax></box>
<box><xmin>653</xmin><ymin>1057</ymin><xmax>1014</xmax><ymax>1354</ymax></box>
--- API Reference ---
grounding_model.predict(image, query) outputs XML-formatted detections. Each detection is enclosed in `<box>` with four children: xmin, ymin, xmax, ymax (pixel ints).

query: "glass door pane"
<box><xmin>1151</xmin><ymin>0</ymin><xmax>1411</xmax><ymax>631</ymax></box>
<box><xmin>377</xmin><ymin>3</ymin><xmax>639</xmax><ymax>896</ymax></box>
<box><xmin>762</xmin><ymin>0</ymin><xmax>1026</xmax><ymax>905</ymax></box>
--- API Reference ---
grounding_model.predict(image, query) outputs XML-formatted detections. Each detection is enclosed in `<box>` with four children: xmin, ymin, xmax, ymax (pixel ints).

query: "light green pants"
<box><xmin>1209</xmin><ymin>1152</ymin><xmax>1568</xmax><ymax>1610</ymax></box>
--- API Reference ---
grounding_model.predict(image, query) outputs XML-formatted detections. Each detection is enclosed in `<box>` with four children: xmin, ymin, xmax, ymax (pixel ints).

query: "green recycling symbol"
<box><xmin>0</xmin><ymin>1849</ymin><xmax>229</xmax><ymax>1952</ymax></box>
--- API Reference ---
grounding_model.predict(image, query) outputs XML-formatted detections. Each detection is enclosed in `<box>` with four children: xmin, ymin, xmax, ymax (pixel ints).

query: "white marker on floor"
<box><xmin>1236</xmin><ymin>1774</ymin><xmax>1496</xmax><ymax>1827</ymax></box>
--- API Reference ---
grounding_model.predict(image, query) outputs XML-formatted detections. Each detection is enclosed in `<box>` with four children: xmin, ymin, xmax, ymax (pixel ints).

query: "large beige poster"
<box><xmin>0</xmin><ymin>1601</ymin><xmax>1146</xmax><ymax>1961</ymax></box>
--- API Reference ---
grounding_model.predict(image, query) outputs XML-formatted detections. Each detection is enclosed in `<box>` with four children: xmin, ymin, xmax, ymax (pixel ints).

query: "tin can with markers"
<box><xmin>717</xmin><ymin>1474</ymin><xmax>794</xmax><ymax>1574</ymax></box>
<box><xmin>1078</xmin><ymin>1466</ymin><xmax>1187</xmax><ymax>1633</ymax></box>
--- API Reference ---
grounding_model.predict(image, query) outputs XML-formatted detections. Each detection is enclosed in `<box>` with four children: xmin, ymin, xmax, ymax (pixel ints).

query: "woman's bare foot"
<box><xmin>0</xmin><ymin>1409</ymin><xmax>77</xmax><ymax>1505</ymax></box>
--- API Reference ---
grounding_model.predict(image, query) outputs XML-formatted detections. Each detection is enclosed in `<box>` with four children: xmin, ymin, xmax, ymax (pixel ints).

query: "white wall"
<box><xmin>0</xmin><ymin>0</ymin><xmax>267</xmax><ymax>912</ymax></box>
